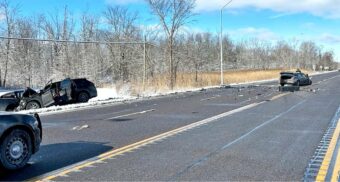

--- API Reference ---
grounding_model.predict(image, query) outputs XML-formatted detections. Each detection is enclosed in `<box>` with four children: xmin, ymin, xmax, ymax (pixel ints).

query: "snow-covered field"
<box><xmin>0</xmin><ymin>70</ymin><xmax>336</xmax><ymax>115</ymax></box>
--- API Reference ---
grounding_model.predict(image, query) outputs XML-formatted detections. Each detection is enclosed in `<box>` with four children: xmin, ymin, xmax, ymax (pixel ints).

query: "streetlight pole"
<box><xmin>220</xmin><ymin>0</ymin><xmax>232</xmax><ymax>86</ymax></box>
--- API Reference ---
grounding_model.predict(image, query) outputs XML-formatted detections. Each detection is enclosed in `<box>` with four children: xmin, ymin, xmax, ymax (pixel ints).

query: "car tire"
<box><xmin>0</xmin><ymin>129</ymin><xmax>32</xmax><ymax>170</ymax></box>
<box><xmin>26</xmin><ymin>101</ymin><xmax>41</xmax><ymax>110</ymax></box>
<box><xmin>280</xmin><ymin>83</ymin><xmax>284</xmax><ymax>86</ymax></box>
<box><xmin>77</xmin><ymin>92</ymin><xmax>89</xmax><ymax>103</ymax></box>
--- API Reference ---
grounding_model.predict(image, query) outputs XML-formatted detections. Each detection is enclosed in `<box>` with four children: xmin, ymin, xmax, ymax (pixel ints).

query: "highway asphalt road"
<box><xmin>1</xmin><ymin>71</ymin><xmax>340</xmax><ymax>181</ymax></box>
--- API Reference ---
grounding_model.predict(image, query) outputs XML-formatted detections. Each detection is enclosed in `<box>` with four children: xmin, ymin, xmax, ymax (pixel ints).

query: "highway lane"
<box><xmin>0</xmin><ymin>71</ymin><xmax>339</xmax><ymax>181</ymax></box>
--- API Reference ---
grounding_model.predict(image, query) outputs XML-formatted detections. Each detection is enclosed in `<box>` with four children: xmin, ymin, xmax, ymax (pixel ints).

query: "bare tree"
<box><xmin>39</xmin><ymin>6</ymin><xmax>75</xmax><ymax>80</ymax></box>
<box><xmin>15</xmin><ymin>18</ymin><xmax>38</xmax><ymax>87</ymax></box>
<box><xmin>79</xmin><ymin>11</ymin><xmax>99</xmax><ymax>79</ymax></box>
<box><xmin>103</xmin><ymin>6</ymin><xmax>139</xmax><ymax>40</ymax></box>
<box><xmin>0</xmin><ymin>0</ymin><xmax>19</xmax><ymax>87</ymax></box>
<box><xmin>146</xmin><ymin>0</ymin><xmax>196</xmax><ymax>89</ymax></box>
<box><xmin>0</xmin><ymin>2</ymin><xmax>337</xmax><ymax>92</ymax></box>
<box><xmin>103</xmin><ymin>5</ymin><xmax>140</xmax><ymax>82</ymax></box>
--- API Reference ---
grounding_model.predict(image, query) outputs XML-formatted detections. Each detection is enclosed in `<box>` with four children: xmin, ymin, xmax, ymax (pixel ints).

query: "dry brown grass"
<box><xmin>130</xmin><ymin>69</ymin><xmax>311</xmax><ymax>95</ymax></box>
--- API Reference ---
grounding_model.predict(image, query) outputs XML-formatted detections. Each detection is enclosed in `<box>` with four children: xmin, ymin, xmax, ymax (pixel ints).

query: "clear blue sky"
<box><xmin>9</xmin><ymin>0</ymin><xmax>340</xmax><ymax>61</ymax></box>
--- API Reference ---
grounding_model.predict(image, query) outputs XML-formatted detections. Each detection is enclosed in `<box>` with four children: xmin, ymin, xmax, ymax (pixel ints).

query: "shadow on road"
<box><xmin>109</xmin><ymin>118</ymin><xmax>134</xmax><ymax>122</ymax></box>
<box><xmin>0</xmin><ymin>141</ymin><xmax>113</xmax><ymax>181</ymax></box>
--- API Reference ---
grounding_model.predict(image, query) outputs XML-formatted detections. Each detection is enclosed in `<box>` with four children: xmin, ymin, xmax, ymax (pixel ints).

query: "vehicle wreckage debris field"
<box><xmin>1</xmin><ymin>71</ymin><xmax>340</xmax><ymax>181</ymax></box>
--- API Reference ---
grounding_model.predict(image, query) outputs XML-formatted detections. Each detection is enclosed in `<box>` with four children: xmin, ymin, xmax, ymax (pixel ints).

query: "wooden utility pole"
<box><xmin>143</xmin><ymin>35</ymin><xmax>147</xmax><ymax>92</ymax></box>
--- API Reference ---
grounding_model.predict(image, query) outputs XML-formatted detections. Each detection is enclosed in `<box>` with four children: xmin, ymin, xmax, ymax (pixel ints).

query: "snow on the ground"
<box><xmin>90</xmin><ymin>88</ymin><xmax>121</xmax><ymax>101</ymax></box>
<box><xmin>1</xmin><ymin>70</ymin><xmax>337</xmax><ymax>115</ymax></box>
<box><xmin>17</xmin><ymin>88</ymin><xmax>136</xmax><ymax>115</ymax></box>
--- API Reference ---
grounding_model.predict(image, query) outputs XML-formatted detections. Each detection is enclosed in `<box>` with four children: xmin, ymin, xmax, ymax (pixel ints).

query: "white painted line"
<box><xmin>72</xmin><ymin>125</ymin><xmax>89</xmax><ymax>131</ymax></box>
<box><xmin>31</xmin><ymin>92</ymin><xmax>292</xmax><ymax>181</ymax></box>
<box><xmin>106</xmin><ymin>109</ymin><xmax>155</xmax><ymax>120</ymax></box>
<box><xmin>221</xmin><ymin>100</ymin><xmax>306</xmax><ymax>150</ymax></box>
<box><xmin>171</xmin><ymin>99</ymin><xmax>307</xmax><ymax>179</ymax></box>
<box><xmin>30</xmin><ymin>101</ymin><xmax>263</xmax><ymax>182</ymax></box>
<box><xmin>38</xmin><ymin>102</ymin><xmax>131</xmax><ymax>116</ymax></box>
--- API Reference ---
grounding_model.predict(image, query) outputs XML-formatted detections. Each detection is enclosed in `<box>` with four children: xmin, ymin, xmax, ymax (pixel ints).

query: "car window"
<box><xmin>44</xmin><ymin>83</ymin><xmax>58</xmax><ymax>90</ymax></box>
<box><xmin>74</xmin><ymin>79</ymin><xmax>89</xmax><ymax>87</ymax></box>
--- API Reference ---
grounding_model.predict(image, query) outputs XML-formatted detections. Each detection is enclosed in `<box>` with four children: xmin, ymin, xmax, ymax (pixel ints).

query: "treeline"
<box><xmin>0</xmin><ymin>0</ymin><xmax>336</xmax><ymax>89</ymax></box>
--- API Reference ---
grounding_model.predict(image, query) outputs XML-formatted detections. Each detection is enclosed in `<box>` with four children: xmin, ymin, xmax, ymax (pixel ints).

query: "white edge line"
<box><xmin>106</xmin><ymin>109</ymin><xmax>155</xmax><ymax>120</ymax></box>
<box><xmin>30</xmin><ymin>101</ymin><xmax>265</xmax><ymax>181</ymax></box>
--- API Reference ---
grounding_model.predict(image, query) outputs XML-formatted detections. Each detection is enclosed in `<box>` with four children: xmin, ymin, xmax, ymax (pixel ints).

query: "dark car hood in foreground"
<box><xmin>0</xmin><ymin>112</ymin><xmax>42</xmax><ymax>153</ymax></box>
<box><xmin>0</xmin><ymin>113</ymin><xmax>39</xmax><ymax>132</ymax></box>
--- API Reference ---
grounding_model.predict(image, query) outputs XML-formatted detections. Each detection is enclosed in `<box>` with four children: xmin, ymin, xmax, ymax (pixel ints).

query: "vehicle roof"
<box><xmin>49</xmin><ymin>78</ymin><xmax>87</xmax><ymax>84</ymax></box>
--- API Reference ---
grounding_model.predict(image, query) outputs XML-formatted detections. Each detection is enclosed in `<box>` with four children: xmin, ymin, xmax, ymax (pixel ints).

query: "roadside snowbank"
<box><xmin>16</xmin><ymin>88</ymin><xmax>136</xmax><ymax>115</ymax></box>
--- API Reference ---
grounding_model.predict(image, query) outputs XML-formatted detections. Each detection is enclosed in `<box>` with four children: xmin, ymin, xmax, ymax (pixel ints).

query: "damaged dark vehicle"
<box><xmin>17</xmin><ymin>78</ymin><xmax>97</xmax><ymax>110</ymax></box>
<box><xmin>0</xmin><ymin>90</ymin><xmax>24</xmax><ymax>111</ymax></box>
<box><xmin>279</xmin><ymin>71</ymin><xmax>312</xmax><ymax>86</ymax></box>
<box><xmin>0</xmin><ymin>113</ymin><xmax>42</xmax><ymax>170</ymax></box>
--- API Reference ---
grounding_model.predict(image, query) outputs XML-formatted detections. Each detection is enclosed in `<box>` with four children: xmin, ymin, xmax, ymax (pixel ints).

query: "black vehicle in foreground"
<box><xmin>279</xmin><ymin>71</ymin><xmax>312</xmax><ymax>86</ymax></box>
<box><xmin>0</xmin><ymin>90</ymin><xmax>24</xmax><ymax>111</ymax></box>
<box><xmin>18</xmin><ymin>78</ymin><xmax>97</xmax><ymax>110</ymax></box>
<box><xmin>0</xmin><ymin>113</ymin><xmax>42</xmax><ymax>170</ymax></box>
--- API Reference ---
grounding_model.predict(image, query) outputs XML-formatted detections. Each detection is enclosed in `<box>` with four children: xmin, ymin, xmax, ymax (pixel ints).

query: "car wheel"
<box><xmin>77</xmin><ymin>92</ymin><xmax>89</xmax><ymax>103</ymax></box>
<box><xmin>26</xmin><ymin>101</ymin><xmax>41</xmax><ymax>110</ymax></box>
<box><xmin>0</xmin><ymin>129</ymin><xmax>32</xmax><ymax>170</ymax></box>
<box><xmin>280</xmin><ymin>83</ymin><xmax>284</xmax><ymax>86</ymax></box>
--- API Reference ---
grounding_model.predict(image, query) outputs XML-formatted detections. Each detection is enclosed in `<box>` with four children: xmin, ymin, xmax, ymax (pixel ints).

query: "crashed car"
<box><xmin>0</xmin><ymin>90</ymin><xmax>24</xmax><ymax>111</ymax></box>
<box><xmin>279</xmin><ymin>71</ymin><xmax>312</xmax><ymax>86</ymax></box>
<box><xmin>18</xmin><ymin>78</ymin><xmax>97</xmax><ymax>110</ymax></box>
<box><xmin>0</xmin><ymin>113</ymin><xmax>42</xmax><ymax>170</ymax></box>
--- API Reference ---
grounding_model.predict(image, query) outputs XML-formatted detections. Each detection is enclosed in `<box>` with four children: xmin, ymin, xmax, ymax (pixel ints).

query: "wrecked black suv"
<box><xmin>17</xmin><ymin>78</ymin><xmax>97</xmax><ymax>110</ymax></box>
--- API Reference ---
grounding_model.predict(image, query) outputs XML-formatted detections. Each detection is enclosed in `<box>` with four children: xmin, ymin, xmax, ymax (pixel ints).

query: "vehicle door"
<box><xmin>41</xmin><ymin>88</ymin><xmax>55</xmax><ymax>107</ymax></box>
<box><xmin>296</xmin><ymin>73</ymin><xmax>303</xmax><ymax>83</ymax></box>
<box><xmin>59</xmin><ymin>78</ymin><xmax>73</xmax><ymax>103</ymax></box>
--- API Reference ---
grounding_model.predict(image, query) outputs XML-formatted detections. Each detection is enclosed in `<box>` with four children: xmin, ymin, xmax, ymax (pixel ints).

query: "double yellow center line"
<box><xmin>316</xmin><ymin>119</ymin><xmax>340</xmax><ymax>182</ymax></box>
<box><xmin>31</xmin><ymin>102</ymin><xmax>263</xmax><ymax>182</ymax></box>
<box><xmin>30</xmin><ymin>93</ymin><xmax>289</xmax><ymax>182</ymax></box>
